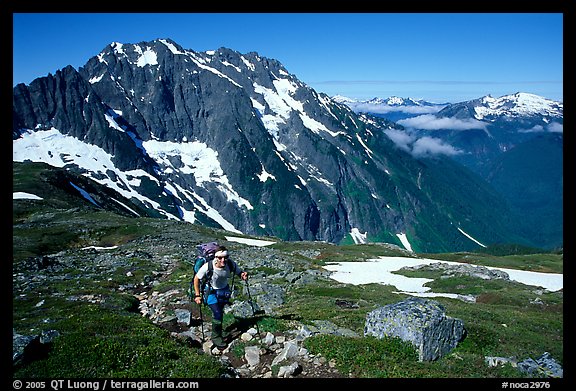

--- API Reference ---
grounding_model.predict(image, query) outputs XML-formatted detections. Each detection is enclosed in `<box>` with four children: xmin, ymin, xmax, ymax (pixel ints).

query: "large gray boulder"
<box><xmin>364</xmin><ymin>297</ymin><xmax>465</xmax><ymax>361</ymax></box>
<box><xmin>13</xmin><ymin>329</ymin><xmax>60</xmax><ymax>366</ymax></box>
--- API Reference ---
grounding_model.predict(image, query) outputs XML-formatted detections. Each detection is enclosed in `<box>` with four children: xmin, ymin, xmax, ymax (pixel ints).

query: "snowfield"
<box><xmin>324</xmin><ymin>256</ymin><xmax>563</xmax><ymax>300</ymax></box>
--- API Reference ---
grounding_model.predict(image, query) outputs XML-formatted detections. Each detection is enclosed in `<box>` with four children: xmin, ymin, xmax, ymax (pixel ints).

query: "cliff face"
<box><xmin>13</xmin><ymin>39</ymin><xmax>529</xmax><ymax>252</ymax></box>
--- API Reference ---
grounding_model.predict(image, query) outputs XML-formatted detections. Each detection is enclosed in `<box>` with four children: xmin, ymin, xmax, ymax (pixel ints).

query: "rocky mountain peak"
<box><xmin>13</xmin><ymin>38</ymin><xmax>542</xmax><ymax>252</ymax></box>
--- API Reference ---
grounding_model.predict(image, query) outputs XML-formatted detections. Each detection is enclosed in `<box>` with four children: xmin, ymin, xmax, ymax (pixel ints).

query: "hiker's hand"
<box><xmin>194</xmin><ymin>296</ymin><xmax>202</xmax><ymax>304</ymax></box>
<box><xmin>240</xmin><ymin>272</ymin><xmax>248</xmax><ymax>280</ymax></box>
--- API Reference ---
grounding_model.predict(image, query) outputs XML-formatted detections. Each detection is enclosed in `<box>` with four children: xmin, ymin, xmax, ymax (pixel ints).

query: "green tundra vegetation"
<box><xmin>12</xmin><ymin>162</ymin><xmax>563</xmax><ymax>379</ymax></box>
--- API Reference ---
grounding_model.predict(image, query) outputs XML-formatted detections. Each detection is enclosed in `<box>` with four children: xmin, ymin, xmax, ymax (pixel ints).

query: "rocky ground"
<box><xmin>132</xmin><ymin>245</ymin><xmax>355</xmax><ymax>379</ymax></box>
<box><xmin>13</xmin><ymin>221</ymin><xmax>563</xmax><ymax>378</ymax></box>
<box><xmin>13</xmin><ymin>223</ymin><xmax>357</xmax><ymax>378</ymax></box>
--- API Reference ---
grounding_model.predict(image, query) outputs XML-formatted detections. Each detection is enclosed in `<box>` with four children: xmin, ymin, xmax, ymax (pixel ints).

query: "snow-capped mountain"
<box><xmin>339</xmin><ymin>92</ymin><xmax>563</xmax><ymax>250</ymax></box>
<box><xmin>439</xmin><ymin>92</ymin><xmax>563</xmax><ymax>121</ymax></box>
<box><xmin>437</xmin><ymin>93</ymin><xmax>563</xmax><ymax>251</ymax></box>
<box><xmin>12</xmin><ymin>38</ymin><xmax>549</xmax><ymax>252</ymax></box>
<box><xmin>334</xmin><ymin>95</ymin><xmax>448</xmax><ymax>122</ymax></box>
<box><xmin>423</xmin><ymin>92</ymin><xmax>563</xmax><ymax>169</ymax></box>
<box><xmin>333</xmin><ymin>95</ymin><xmax>446</xmax><ymax>108</ymax></box>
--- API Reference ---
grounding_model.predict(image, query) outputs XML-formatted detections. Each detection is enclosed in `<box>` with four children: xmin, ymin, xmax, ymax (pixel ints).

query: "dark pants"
<box><xmin>206</xmin><ymin>286</ymin><xmax>231</xmax><ymax>321</ymax></box>
<box><xmin>208</xmin><ymin>302</ymin><xmax>225</xmax><ymax>322</ymax></box>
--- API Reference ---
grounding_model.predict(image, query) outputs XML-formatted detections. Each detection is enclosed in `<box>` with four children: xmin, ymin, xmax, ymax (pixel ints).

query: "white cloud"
<box><xmin>411</xmin><ymin>136</ymin><xmax>463</xmax><ymax>158</ymax></box>
<box><xmin>349</xmin><ymin>103</ymin><xmax>445</xmax><ymax>115</ymax></box>
<box><xmin>398</xmin><ymin>114</ymin><xmax>487</xmax><ymax>131</ymax></box>
<box><xmin>547</xmin><ymin>122</ymin><xmax>563</xmax><ymax>133</ymax></box>
<box><xmin>518</xmin><ymin>121</ymin><xmax>563</xmax><ymax>133</ymax></box>
<box><xmin>384</xmin><ymin>129</ymin><xmax>462</xmax><ymax>158</ymax></box>
<box><xmin>383</xmin><ymin>128</ymin><xmax>415</xmax><ymax>152</ymax></box>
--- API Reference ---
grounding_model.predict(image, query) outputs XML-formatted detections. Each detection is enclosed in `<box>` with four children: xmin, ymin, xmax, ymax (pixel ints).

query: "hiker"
<box><xmin>193</xmin><ymin>246</ymin><xmax>248</xmax><ymax>348</ymax></box>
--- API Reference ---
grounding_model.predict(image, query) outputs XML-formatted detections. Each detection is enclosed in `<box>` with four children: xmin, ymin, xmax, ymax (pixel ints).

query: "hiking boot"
<box><xmin>223</xmin><ymin>327</ymin><xmax>236</xmax><ymax>343</ymax></box>
<box><xmin>211</xmin><ymin>320</ymin><xmax>227</xmax><ymax>349</ymax></box>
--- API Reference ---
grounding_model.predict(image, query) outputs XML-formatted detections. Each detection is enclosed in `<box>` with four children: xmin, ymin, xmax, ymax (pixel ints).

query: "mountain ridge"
<box><xmin>12</xmin><ymin>38</ymin><xmax>550</xmax><ymax>252</ymax></box>
<box><xmin>436</xmin><ymin>92</ymin><xmax>563</xmax><ymax>121</ymax></box>
<box><xmin>335</xmin><ymin>91</ymin><xmax>563</xmax><ymax>250</ymax></box>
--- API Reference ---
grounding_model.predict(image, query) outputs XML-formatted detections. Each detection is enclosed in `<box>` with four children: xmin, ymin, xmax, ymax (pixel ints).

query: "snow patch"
<box><xmin>457</xmin><ymin>227</ymin><xmax>486</xmax><ymax>247</ymax></box>
<box><xmin>159</xmin><ymin>39</ymin><xmax>184</xmax><ymax>55</ymax></box>
<box><xmin>142</xmin><ymin>139</ymin><xmax>253</xmax><ymax>211</ymax></box>
<box><xmin>350</xmin><ymin>228</ymin><xmax>367</xmax><ymax>244</ymax></box>
<box><xmin>225</xmin><ymin>236</ymin><xmax>276</xmax><ymax>247</ymax></box>
<box><xmin>324</xmin><ymin>256</ymin><xmax>563</xmax><ymax>299</ymax></box>
<box><xmin>69</xmin><ymin>181</ymin><xmax>100</xmax><ymax>207</ymax></box>
<box><xmin>257</xmin><ymin>168</ymin><xmax>276</xmax><ymax>182</ymax></box>
<box><xmin>135</xmin><ymin>46</ymin><xmax>158</xmax><ymax>67</ymax></box>
<box><xmin>396</xmin><ymin>233</ymin><xmax>413</xmax><ymax>252</ymax></box>
<box><xmin>13</xmin><ymin>192</ymin><xmax>43</xmax><ymax>200</ymax></box>
<box><xmin>89</xmin><ymin>74</ymin><xmax>104</xmax><ymax>84</ymax></box>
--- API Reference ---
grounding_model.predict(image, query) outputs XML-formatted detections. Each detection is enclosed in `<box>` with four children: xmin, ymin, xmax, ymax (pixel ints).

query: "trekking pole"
<box><xmin>198</xmin><ymin>299</ymin><xmax>205</xmax><ymax>342</ymax></box>
<box><xmin>244</xmin><ymin>277</ymin><xmax>262</xmax><ymax>341</ymax></box>
<box><xmin>191</xmin><ymin>280</ymin><xmax>205</xmax><ymax>342</ymax></box>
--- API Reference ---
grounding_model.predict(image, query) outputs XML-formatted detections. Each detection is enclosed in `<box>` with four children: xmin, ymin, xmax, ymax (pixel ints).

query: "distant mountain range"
<box><xmin>336</xmin><ymin>92</ymin><xmax>563</xmax><ymax>249</ymax></box>
<box><xmin>12</xmin><ymin>38</ymin><xmax>562</xmax><ymax>252</ymax></box>
<box><xmin>332</xmin><ymin>95</ymin><xmax>449</xmax><ymax>123</ymax></box>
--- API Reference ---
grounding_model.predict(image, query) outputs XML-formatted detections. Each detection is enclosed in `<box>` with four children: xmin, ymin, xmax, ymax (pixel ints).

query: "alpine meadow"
<box><xmin>13</xmin><ymin>37</ymin><xmax>563</xmax><ymax>382</ymax></box>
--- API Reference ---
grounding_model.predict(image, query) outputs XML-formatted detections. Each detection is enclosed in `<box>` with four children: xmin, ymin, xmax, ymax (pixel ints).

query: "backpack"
<box><xmin>194</xmin><ymin>242</ymin><xmax>219</xmax><ymax>276</ymax></box>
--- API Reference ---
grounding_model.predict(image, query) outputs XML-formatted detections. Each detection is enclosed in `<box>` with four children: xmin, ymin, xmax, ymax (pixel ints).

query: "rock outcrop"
<box><xmin>364</xmin><ymin>297</ymin><xmax>466</xmax><ymax>361</ymax></box>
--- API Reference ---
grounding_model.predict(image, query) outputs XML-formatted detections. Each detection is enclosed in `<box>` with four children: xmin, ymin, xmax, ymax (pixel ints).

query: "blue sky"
<box><xmin>13</xmin><ymin>13</ymin><xmax>563</xmax><ymax>103</ymax></box>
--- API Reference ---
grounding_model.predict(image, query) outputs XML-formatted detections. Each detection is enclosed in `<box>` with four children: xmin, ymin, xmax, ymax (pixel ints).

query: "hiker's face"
<box><xmin>215</xmin><ymin>256</ymin><xmax>227</xmax><ymax>266</ymax></box>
